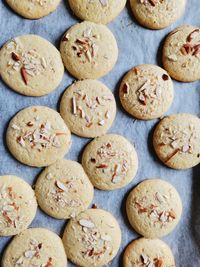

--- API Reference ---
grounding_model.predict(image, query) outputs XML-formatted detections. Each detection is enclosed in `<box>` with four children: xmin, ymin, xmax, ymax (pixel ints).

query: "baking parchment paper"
<box><xmin>0</xmin><ymin>1</ymin><xmax>200</xmax><ymax>266</ymax></box>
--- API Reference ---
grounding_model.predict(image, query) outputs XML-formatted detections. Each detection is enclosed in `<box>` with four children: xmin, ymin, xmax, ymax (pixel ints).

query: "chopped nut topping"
<box><xmin>70</xmin><ymin>89</ymin><xmax>113</xmax><ymax>128</ymax></box>
<box><xmin>162</xmin><ymin>74</ymin><xmax>169</xmax><ymax>81</ymax></box>
<box><xmin>180</xmin><ymin>29</ymin><xmax>200</xmax><ymax>57</ymax></box>
<box><xmin>6</xmin><ymin>39</ymin><xmax>48</xmax><ymax>85</ymax></box>
<box><xmin>73</xmin><ymin>28</ymin><xmax>99</xmax><ymax>63</ymax></box>
<box><xmin>13</xmin><ymin>119</ymin><xmax>65</xmax><ymax>151</ymax></box>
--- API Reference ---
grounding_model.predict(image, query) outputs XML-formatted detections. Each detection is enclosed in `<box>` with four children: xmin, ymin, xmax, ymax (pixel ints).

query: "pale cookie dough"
<box><xmin>153</xmin><ymin>113</ymin><xmax>200</xmax><ymax>169</ymax></box>
<box><xmin>6</xmin><ymin>106</ymin><xmax>71</xmax><ymax>167</ymax></box>
<box><xmin>0</xmin><ymin>175</ymin><xmax>37</xmax><ymax>237</ymax></box>
<box><xmin>6</xmin><ymin>0</ymin><xmax>61</xmax><ymax>19</ymax></box>
<box><xmin>82</xmin><ymin>134</ymin><xmax>138</xmax><ymax>190</ymax></box>
<box><xmin>163</xmin><ymin>25</ymin><xmax>200</xmax><ymax>82</ymax></box>
<box><xmin>60</xmin><ymin>21</ymin><xmax>118</xmax><ymax>79</ymax></box>
<box><xmin>0</xmin><ymin>35</ymin><xmax>64</xmax><ymax>96</ymax></box>
<box><xmin>123</xmin><ymin>238</ymin><xmax>175</xmax><ymax>267</ymax></box>
<box><xmin>130</xmin><ymin>0</ymin><xmax>186</xmax><ymax>30</ymax></box>
<box><xmin>2</xmin><ymin>228</ymin><xmax>67</xmax><ymax>267</ymax></box>
<box><xmin>119</xmin><ymin>64</ymin><xmax>174</xmax><ymax>120</ymax></box>
<box><xmin>35</xmin><ymin>159</ymin><xmax>94</xmax><ymax>219</ymax></box>
<box><xmin>68</xmin><ymin>0</ymin><xmax>126</xmax><ymax>24</ymax></box>
<box><xmin>60</xmin><ymin>79</ymin><xmax>116</xmax><ymax>138</ymax></box>
<box><xmin>62</xmin><ymin>208</ymin><xmax>121</xmax><ymax>267</ymax></box>
<box><xmin>126</xmin><ymin>179</ymin><xmax>182</xmax><ymax>238</ymax></box>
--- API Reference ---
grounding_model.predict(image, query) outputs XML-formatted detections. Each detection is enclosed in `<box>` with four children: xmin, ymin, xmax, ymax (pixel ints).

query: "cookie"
<box><xmin>0</xmin><ymin>175</ymin><xmax>37</xmax><ymax>237</ymax></box>
<box><xmin>6</xmin><ymin>0</ymin><xmax>61</xmax><ymax>19</ymax></box>
<box><xmin>6</xmin><ymin>106</ymin><xmax>71</xmax><ymax>167</ymax></box>
<box><xmin>123</xmin><ymin>238</ymin><xmax>175</xmax><ymax>267</ymax></box>
<box><xmin>35</xmin><ymin>159</ymin><xmax>94</xmax><ymax>219</ymax></box>
<box><xmin>60</xmin><ymin>79</ymin><xmax>116</xmax><ymax>138</ymax></box>
<box><xmin>62</xmin><ymin>208</ymin><xmax>121</xmax><ymax>267</ymax></box>
<box><xmin>68</xmin><ymin>0</ymin><xmax>126</xmax><ymax>24</ymax></box>
<box><xmin>2</xmin><ymin>228</ymin><xmax>67</xmax><ymax>267</ymax></box>
<box><xmin>126</xmin><ymin>179</ymin><xmax>182</xmax><ymax>238</ymax></box>
<box><xmin>163</xmin><ymin>25</ymin><xmax>200</xmax><ymax>82</ymax></box>
<box><xmin>119</xmin><ymin>64</ymin><xmax>174</xmax><ymax>120</ymax></box>
<box><xmin>153</xmin><ymin>113</ymin><xmax>200</xmax><ymax>169</ymax></box>
<box><xmin>0</xmin><ymin>35</ymin><xmax>64</xmax><ymax>96</ymax></box>
<box><xmin>82</xmin><ymin>134</ymin><xmax>138</xmax><ymax>190</ymax></box>
<box><xmin>130</xmin><ymin>0</ymin><xmax>186</xmax><ymax>30</ymax></box>
<box><xmin>60</xmin><ymin>21</ymin><xmax>118</xmax><ymax>79</ymax></box>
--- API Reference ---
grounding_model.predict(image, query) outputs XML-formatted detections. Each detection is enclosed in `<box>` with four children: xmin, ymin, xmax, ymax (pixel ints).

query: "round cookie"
<box><xmin>130</xmin><ymin>0</ymin><xmax>186</xmax><ymax>30</ymax></box>
<box><xmin>62</xmin><ymin>208</ymin><xmax>121</xmax><ymax>267</ymax></box>
<box><xmin>123</xmin><ymin>238</ymin><xmax>175</xmax><ymax>267</ymax></box>
<box><xmin>2</xmin><ymin>228</ymin><xmax>67</xmax><ymax>267</ymax></box>
<box><xmin>163</xmin><ymin>25</ymin><xmax>200</xmax><ymax>82</ymax></box>
<box><xmin>6</xmin><ymin>106</ymin><xmax>71</xmax><ymax>167</ymax></box>
<box><xmin>126</xmin><ymin>179</ymin><xmax>182</xmax><ymax>238</ymax></box>
<box><xmin>0</xmin><ymin>175</ymin><xmax>37</xmax><ymax>236</ymax></box>
<box><xmin>35</xmin><ymin>159</ymin><xmax>94</xmax><ymax>219</ymax></box>
<box><xmin>82</xmin><ymin>134</ymin><xmax>138</xmax><ymax>190</ymax></box>
<box><xmin>68</xmin><ymin>0</ymin><xmax>126</xmax><ymax>24</ymax></box>
<box><xmin>6</xmin><ymin>0</ymin><xmax>61</xmax><ymax>19</ymax></box>
<box><xmin>119</xmin><ymin>64</ymin><xmax>174</xmax><ymax>120</ymax></box>
<box><xmin>153</xmin><ymin>113</ymin><xmax>200</xmax><ymax>169</ymax></box>
<box><xmin>60</xmin><ymin>21</ymin><xmax>118</xmax><ymax>79</ymax></box>
<box><xmin>60</xmin><ymin>79</ymin><xmax>116</xmax><ymax>138</ymax></box>
<box><xmin>0</xmin><ymin>35</ymin><xmax>64</xmax><ymax>96</ymax></box>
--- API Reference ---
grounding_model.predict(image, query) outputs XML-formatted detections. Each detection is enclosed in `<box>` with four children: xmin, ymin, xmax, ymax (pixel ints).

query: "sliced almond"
<box><xmin>79</xmin><ymin>219</ymin><xmax>95</xmax><ymax>228</ymax></box>
<box><xmin>55</xmin><ymin>180</ymin><xmax>67</xmax><ymax>192</ymax></box>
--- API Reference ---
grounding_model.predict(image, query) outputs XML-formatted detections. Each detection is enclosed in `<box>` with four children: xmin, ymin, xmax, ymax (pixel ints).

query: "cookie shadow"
<box><xmin>191</xmin><ymin>164</ymin><xmax>200</xmax><ymax>253</ymax></box>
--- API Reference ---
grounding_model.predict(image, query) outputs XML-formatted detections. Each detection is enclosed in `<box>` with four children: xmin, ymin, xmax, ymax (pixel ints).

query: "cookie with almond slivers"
<box><xmin>153</xmin><ymin>113</ymin><xmax>200</xmax><ymax>169</ymax></box>
<box><xmin>0</xmin><ymin>35</ymin><xmax>64</xmax><ymax>96</ymax></box>
<box><xmin>0</xmin><ymin>175</ymin><xmax>37</xmax><ymax>236</ymax></box>
<box><xmin>68</xmin><ymin>0</ymin><xmax>126</xmax><ymax>24</ymax></box>
<box><xmin>6</xmin><ymin>0</ymin><xmax>61</xmax><ymax>19</ymax></box>
<box><xmin>163</xmin><ymin>25</ymin><xmax>200</xmax><ymax>82</ymax></box>
<box><xmin>62</xmin><ymin>208</ymin><xmax>121</xmax><ymax>267</ymax></box>
<box><xmin>60</xmin><ymin>79</ymin><xmax>116</xmax><ymax>138</ymax></box>
<box><xmin>130</xmin><ymin>0</ymin><xmax>186</xmax><ymax>30</ymax></box>
<box><xmin>60</xmin><ymin>21</ymin><xmax>118</xmax><ymax>79</ymax></box>
<box><xmin>82</xmin><ymin>134</ymin><xmax>138</xmax><ymax>190</ymax></box>
<box><xmin>35</xmin><ymin>159</ymin><xmax>94</xmax><ymax>219</ymax></box>
<box><xmin>126</xmin><ymin>179</ymin><xmax>182</xmax><ymax>238</ymax></box>
<box><xmin>123</xmin><ymin>238</ymin><xmax>175</xmax><ymax>267</ymax></box>
<box><xmin>119</xmin><ymin>64</ymin><xmax>174</xmax><ymax>120</ymax></box>
<box><xmin>2</xmin><ymin>228</ymin><xmax>67</xmax><ymax>267</ymax></box>
<box><xmin>6</xmin><ymin>106</ymin><xmax>71</xmax><ymax>167</ymax></box>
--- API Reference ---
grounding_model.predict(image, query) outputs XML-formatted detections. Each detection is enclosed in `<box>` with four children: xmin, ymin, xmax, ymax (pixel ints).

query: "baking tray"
<box><xmin>0</xmin><ymin>0</ymin><xmax>200</xmax><ymax>266</ymax></box>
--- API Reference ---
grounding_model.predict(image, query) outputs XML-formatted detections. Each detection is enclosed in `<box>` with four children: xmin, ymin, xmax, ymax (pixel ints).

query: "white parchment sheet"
<box><xmin>0</xmin><ymin>1</ymin><xmax>200</xmax><ymax>266</ymax></box>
